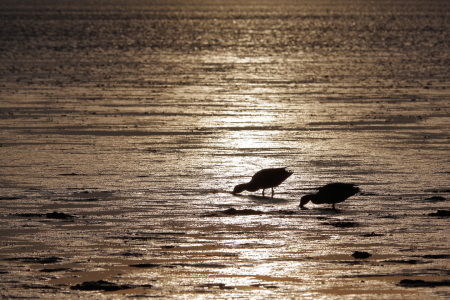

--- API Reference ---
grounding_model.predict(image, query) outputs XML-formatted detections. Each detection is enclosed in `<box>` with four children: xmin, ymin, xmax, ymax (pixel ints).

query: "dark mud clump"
<box><xmin>426</xmin><ymin>189</ymin><xmax>450</xmax><ymax>193</ymax></box>
<box><xmin>422</xmin><ymin>254</ymin><xmax>450</xmax><ymax>259</ymax></box>
<box><xmin>378</xmin><ymin>214</ymin><xmax>399</xmax><ymax>219</ymax></box>
<box><xmin>222</xmin><ymin>208</ymin><xmax>264</xmax><ymax>215</ymax></box>
<box><xmin>161</xmin><ymin>245</ymin><xmax>176</xmax><ymax>249</ymax></box>
<box><xmin>71</xmin><ymin>280</ymin><xmax>131</xmax><ymax>291</ymax></box>
<box><xmin>30</xmin><ymin>256</ymin><xmax>64</xmax><ymax>264</ymax></box>
<box><xmin>382</xmin><ymin>259</ymin><xmax>430</xmax><ymax>264</ymax></box>
<box><xmin>46</xmin><ymin>211</ymin><xmax>76</xmax><ymax>219</ymax></box>
<box><xmin>117</xmin><ymin>251</ymin><xmax>144</xmax><ymax>257</ymax></box>
<box><xmin>129</xmin><ymin>263</ymin><xmax>161</xmax><ymax>268</ymax></box>
<box><xmin>70</xmin><ymin>280</ymin><xmax>152</xmax><ymax>291</ymax></box>
<box><xmin>54</xmin><ymin>197</ymin><xmax>99</xmax><ymax>202</ymax></box>
<box><xmin>4</xmin><ymin>256</ymin><xmax>63</xmax><ymax>264</ymax></box>
<box><xmin>323</xmin><ymin>221</ymin><xmax>358</xmax><ymax>227</ymax></box>
<box><xmin>59</xmin><ymin>173</ymin><xmax>87</xmax><ymax>176</ymax></box>
<box><xmin>13</xmin><ymin>213</ymin><xmax>45</xmax><ymax>217</ymax></box>
<box><xmin>171</xmin><ymin>263</ymin><xmax>227</xmax><ymax>268</ymax></box>
<box><xmin>361</xmin><ymin>232</ymin><xmax>385</xmax><ymax>237</ymax></box>
<box><xmin>0</xmin><ymin>196</ymin><xmax>21</xmax><ymax>200</ymax></box>
<box><xmin>352</xmin><ymin>251</ymin><xmax>372</xmax><ymax>259</ymax></box>
<box><xmin>399</xmin><ymin>279</ymin><xmax>450</xmax><ymax>288</ymax></box>
<box><xmin>428</xmin><ymin>210</ymin><xmax>450</xmax><ymax>217</ymax></box>
<box><xmin>424</xmin><ymin>196</ymin><xmax>446</xmax><ymax>201</ymax></box>
<box><xmin>12</xmin><ymin>212</ymin><xmax>76</xmax><ymax>219</ymax></box>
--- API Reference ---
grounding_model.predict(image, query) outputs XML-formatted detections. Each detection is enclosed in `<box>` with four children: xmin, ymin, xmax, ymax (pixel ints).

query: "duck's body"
<box><xmin>233</xmin><ymin>168</ymin><xmax>293</xmax><ymax>198</ymax></box>
<box><xmin>299</xmin><ymin>183</ymin><xmax>359</xmax><ymax>209</ymax></box>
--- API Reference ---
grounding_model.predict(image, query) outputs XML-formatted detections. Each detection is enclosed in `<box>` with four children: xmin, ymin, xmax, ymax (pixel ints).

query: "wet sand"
<box><xmin>1</xmin><ymin>0</ymin><xmax>450</xmax><ymax>299</ymax></box>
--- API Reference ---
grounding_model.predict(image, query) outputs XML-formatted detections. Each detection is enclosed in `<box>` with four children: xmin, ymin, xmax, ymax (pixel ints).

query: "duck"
<box><xmin>232</xmin><ymin>167</ymin><xmax>293</xmax><ymax>198</ymax></box>
<box><xmin>299</xmin><ymin>183</ymin><xmax>360</xmax><ymax>209</ymax></box>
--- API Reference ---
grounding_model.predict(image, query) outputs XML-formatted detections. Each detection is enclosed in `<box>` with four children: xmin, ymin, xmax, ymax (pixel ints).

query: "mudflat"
<box><xmin>1</xmin><ymin>0</ymin><xmax>449</xmax><ymax>299</ymax></box>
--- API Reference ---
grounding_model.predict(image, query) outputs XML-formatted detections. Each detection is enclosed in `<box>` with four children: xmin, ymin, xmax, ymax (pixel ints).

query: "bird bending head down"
<box><xmin>232</xmin><ymin>167</ymin><xmax>293</xmax><ymax>198</ymax></box>
<box><xmin>232</xmin><ymin>184</ymin><xmax>248</xmax><ymax>195</ymax></box>
<box><xmin>299</xmin><ymin>183</ymin><xmax>360</xmax><ymax>209</ymax></box>
<box><xmin>299</xmin><ymin>194</ymin><xmax>315</xmax><ymax>208</ymax></box>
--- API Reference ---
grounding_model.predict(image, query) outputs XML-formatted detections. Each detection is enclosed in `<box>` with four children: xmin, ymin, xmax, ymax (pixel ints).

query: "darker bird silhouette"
<box><xmin>299</xmin><ymin>183</ymin><xmax>360</xmax><ymax>209</ymax></box>
<box><xmin>232</xmin><ymin>168</ymin><xmax>293</xmax><ymax>198</ymax></box>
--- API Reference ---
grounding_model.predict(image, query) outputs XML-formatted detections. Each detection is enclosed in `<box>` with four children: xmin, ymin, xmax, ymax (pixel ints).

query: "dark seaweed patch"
<box><xmin>161</xmin><ymin>245</ymin><xmax>176</xmax><ymax>249</ymax></box>
<box><xmin>383</xmin><ymin>259</ymin><xmax>430</xmax><ymax>264</ymax></box>
<box><xmin>117</xmin><ymin>251</ymin><xmax>144</xmax><ymax>257</ymax></box>
<box><xmin>424</xmin><ymin>196</ymin><xmax>446</xmax><ymax>201</ymax></box>
<box><xmin>4</xmin><ymin>256</ymin><xmax>63</xmax><ymax>264</ymax></box>
<box><xmin>13</xmin><ymin>213</ymin><xmax>45</xmax><ymax>217</ymax></box>
<box><xmin>198</xmin><ymin>283</ymin><xmax>227</xmax><ymax>288</ymax></box>
<box><xmin>221</xmin><ymin>208</ymin><xmax>264</xmax><ymax>215</ymax></box>
<box><xmin>352</xmin><ymin>251</ymin><xmax>372</xmax><ymax>259</ymax></box>
<box><xmin>361</xmin><ymin>232</ymin><xmax>385</xmax><ymax>237</ymax></box>
<box><xmin>46</xmin><ymin>211</ymin><xmax>76</xmax><ymax>219</ymax></box>
<box><xmin>429</xmin><ymin>210</ymin><xmax>450</xmax><ymax>217</ymax></box>
<box><xmin>70</xmin><ymin>280</ymin><xmax>153</xmax><ymax>291</ymax></box>
<box><xmin>378</xmin><ymin>214</ymin><xmax>399</xmax><ymax>219</ymax></box>
<box><xmin>199</xmin><ymin>208</ymin><xmax>264</xmax><ymax>217</ymax></box>
<box><xmin>426</xmin><ymin>189</ymin><xmax>450</xmax><ymax>193</ymax></box>
<box><xmin>59</xmin><ymin>173</ymin><xmax>87</xmax><ymax>176</ymax></box>
<box><xmin>399</xmin><ymin>279</ymin><xmax>450</xmax><ymax>287</ymax></box>
<box><xmin>422</xmin><ymin>254</ymin><xmax>450</xmax><ymax>259</ymax></box>
<box><xmin>0</xmin><ymin>196</ymin><xmax>21</xmax><ymax>200</ymax></box>
<box><xmin>171</xmin><ymin>263</ymin><xmax>227</xmax><ymax>268</ymax></box>
<box><xmin>54</xmin><ymin>197</ymin><xmax>99</xmax><ymax>202</ymax></box>
<box><xmin>71</xmin><ymin>280</ymin><xmax>131</xmax><ymax>291</ymax></box>
<box><xmin>129</xmin><ymin>263</ymin><xmax>161</xmax><ymax>268</ymax></box>
<box><xmin>30</xmin><ymin>256</ymin><xmax>64</xmax><ymax>264</ymax></box>
<box><xmin>323</xmin><ymin>221</ymin><xmax>358</xmax><ymax>227</ymax></box>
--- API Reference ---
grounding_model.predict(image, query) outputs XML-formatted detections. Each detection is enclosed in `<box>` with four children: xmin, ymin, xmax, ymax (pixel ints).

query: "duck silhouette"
<box><xmin>299</xmin><ymin>183</ymin><xmax>360</xmax><ymax>209</ymax></box>
<box><xmin>232</xmin><ymin>167</ymin><xmax>293</xmax><ymax>198</ymax></box>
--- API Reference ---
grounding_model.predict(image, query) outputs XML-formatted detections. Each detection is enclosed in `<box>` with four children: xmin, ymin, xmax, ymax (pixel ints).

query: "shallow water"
<box><xmin>1</xmin><ymin>0</ymin><xmax>450</xmax><ymax>299</ymax></box>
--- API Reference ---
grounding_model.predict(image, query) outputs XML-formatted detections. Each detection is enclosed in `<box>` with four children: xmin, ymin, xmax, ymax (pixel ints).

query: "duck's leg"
<box><xmin>262</xmin><ymin>189</ymin><xmax>265</xmax><ymax>197</ymax></box>
<box><xmin>271</xmin><ymin>187</ymin><xmax>274</xmax><ymax>198</ymax></box>
<box><xmin>332</xmin><ymin>203</ymin><xmax>335</xmax><ymax>210</ymax></box>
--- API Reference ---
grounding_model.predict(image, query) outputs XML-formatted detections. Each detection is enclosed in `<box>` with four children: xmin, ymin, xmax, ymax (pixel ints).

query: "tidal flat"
<box><xmin>1</xmin><ymin>0</ymin><xmax>449</xmax><ymax>299</ymax></box>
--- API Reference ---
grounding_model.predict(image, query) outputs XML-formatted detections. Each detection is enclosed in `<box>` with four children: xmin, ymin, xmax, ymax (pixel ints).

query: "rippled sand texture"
<box><xmin>1</xmin><ymin>0</ymin><xmax>450</xmax><ymax>299</ymax></box>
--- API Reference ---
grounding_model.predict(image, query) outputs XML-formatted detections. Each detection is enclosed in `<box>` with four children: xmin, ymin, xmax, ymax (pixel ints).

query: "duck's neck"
<box><xmin>244</xmin><ymin>182</ymin><xmax>259</xmax><ymax>192</ymax></box>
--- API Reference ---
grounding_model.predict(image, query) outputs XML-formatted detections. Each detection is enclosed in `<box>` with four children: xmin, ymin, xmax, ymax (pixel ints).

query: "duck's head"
<box><xmin>232</xmin><ymin>184</ymin><xmax>247</xmax><ymax>194</ymax></box>
<box><xmin>299</xmin><ymin>194</ymin><xmax>314</xmax><ymax>208</ymax></box>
